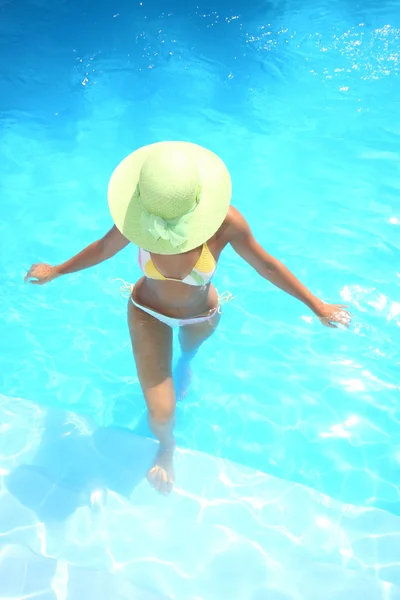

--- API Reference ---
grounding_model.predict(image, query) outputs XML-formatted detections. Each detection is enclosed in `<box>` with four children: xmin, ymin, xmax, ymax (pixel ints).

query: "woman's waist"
<box><xmin>132</xmin><ymin>277</ymin><xmax>218</xmax><ymax>319</ymax></box>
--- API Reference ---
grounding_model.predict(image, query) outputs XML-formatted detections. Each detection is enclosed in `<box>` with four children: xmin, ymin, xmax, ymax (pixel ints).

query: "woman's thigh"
<box><xmin>178</xmin><ymin>311</ymin><xmax>221</xmax><ymax>355</ymax></box>
<box><xmin>128</xmin><ymin>299</ymin><xmax>174</xmax><ymax>418</ymax></box>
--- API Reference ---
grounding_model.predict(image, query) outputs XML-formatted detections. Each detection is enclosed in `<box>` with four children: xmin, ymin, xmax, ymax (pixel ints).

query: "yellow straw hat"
<box><xmin>107</xmin><ymin>141</ymin><xmax>232</xmax><ymax>255</ymax></box>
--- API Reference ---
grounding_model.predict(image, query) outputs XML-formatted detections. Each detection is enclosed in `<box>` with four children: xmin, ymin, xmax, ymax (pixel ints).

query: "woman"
<box><xmin>25</xmin><ymin>141</ymin><xmax>350</xmax><ymax>495</ymax></box>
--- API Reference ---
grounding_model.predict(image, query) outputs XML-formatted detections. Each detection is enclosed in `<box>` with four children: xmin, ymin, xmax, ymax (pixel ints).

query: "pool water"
<box><xmin>0</xmin><ymin>0</ymin><xmax>400</xmax><ymax>596</ymax></box>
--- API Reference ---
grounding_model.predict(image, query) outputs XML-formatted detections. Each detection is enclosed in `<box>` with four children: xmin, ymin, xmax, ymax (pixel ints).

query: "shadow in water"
<box><xmin>5</xmin><ymin>409</ymin><xmax>157</xmax><ymax>524</ymax></box>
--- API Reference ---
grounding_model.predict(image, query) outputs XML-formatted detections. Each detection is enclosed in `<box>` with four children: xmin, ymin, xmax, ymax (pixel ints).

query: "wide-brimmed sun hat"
<box><xmin>107</xmin><ymin>141</ymin><xmax>232</xmax><ymax>255</ymax></box>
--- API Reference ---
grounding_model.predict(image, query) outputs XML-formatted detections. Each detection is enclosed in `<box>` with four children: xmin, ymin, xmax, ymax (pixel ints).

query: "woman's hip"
<box><xmin>130</xmin><ymin>295</ymin><xmax>218</xmax><ymax>328</ymax></box>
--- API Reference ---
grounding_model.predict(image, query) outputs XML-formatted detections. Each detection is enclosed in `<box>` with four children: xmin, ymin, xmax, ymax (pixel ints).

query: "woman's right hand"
<box><xmin>24</xmin><ymin>263</ymin><xmax>59</xmax><ymax>285</ymax></box>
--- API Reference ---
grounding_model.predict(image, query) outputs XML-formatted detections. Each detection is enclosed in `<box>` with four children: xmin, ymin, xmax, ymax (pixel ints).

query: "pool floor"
<box><xmin>1</xmin><ymin>394</ymin><xmax>399</xmax><ymax>599</ymax></box>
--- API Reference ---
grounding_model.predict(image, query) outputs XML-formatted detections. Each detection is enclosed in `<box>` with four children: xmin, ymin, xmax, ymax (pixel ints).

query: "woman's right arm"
<box><xmin>24</xmin><ymin>226</ymin><xmax>130</xmax><ymax>285</ymax></box>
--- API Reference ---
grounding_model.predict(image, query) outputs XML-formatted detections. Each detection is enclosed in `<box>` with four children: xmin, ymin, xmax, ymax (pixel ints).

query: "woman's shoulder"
<box><xmin>222</xmin><ymin>206</ymin><xmax>248</xmax><ymax>233</ymax></box>
<box><xmin>214</xmin><ymin>206</ymin><xmax>248</xmax><ymax>244</ymax></box>
<box><xmin>225</xmin><ymin>205</ymin><xmax>245</xmax><ymax>224</ymax></box>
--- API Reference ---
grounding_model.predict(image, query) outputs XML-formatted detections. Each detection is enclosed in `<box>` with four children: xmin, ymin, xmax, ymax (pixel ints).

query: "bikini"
<box><xmin>127</xmin><ymin>243</ymin><xmax>229</xmax><ymax>327</ymax></box>
<box><xmin>138</xmin><ymin>243</ymin><xmax>216</xmax><ymax>286</ymax></box>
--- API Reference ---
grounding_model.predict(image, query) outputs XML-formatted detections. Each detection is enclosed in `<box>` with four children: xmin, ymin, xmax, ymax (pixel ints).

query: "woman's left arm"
<box><xmin>228</xmin><ymin>209</ymin><xmax>350</xmax><ymax>328</ymax></box>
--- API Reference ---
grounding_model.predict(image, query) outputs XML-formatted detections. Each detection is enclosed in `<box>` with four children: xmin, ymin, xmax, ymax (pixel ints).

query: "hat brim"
<box><xmin>107</xmin><ymin>141</ymin><xmax>232</xmax><ymax>255</ymax></box>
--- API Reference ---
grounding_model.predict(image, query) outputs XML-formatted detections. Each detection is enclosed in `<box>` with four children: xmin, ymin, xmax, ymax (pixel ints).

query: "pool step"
<box><xmin>0</xmin><ymin>394</ymin><xmax>400</xmax><ymax>600</ymax></box>
<box><xmin>0</xmin><ymin>543</ymin><xmax>169</xmax><ymax>599</ymax></box>
<box><xmin>1</xmin><ymin>540</ymin><xmax>399</xmax><ymax>600</ymax></box>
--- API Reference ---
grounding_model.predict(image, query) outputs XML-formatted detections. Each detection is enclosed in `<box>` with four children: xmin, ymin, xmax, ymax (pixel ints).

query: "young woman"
<box><xmin>25</xmin><ymin>141</ymin><xmax>350</xmax><ymax>495</ymax></box>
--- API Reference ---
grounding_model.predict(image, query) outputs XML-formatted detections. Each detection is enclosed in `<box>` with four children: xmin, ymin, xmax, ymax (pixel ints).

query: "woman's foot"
<box><xmin>174</xmin><ymin>357</ymin><xmax>193</xmax><ymax>401</ymax></box>
<box><xmin>147</xmin><ymin>444</ymin><xmax>175</xmax><ymax>495</ymax></box>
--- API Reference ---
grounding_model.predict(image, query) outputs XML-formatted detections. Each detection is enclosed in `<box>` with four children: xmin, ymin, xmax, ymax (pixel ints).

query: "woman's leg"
<box><xmin>175</xmin><ymin>311</ymin><xmax>221</xmax><ymax>399</ymax></box>
<box><xmin>128</xmin><ymin>299</ymin><xmax>175</xmax><ymax>495</ymax></box>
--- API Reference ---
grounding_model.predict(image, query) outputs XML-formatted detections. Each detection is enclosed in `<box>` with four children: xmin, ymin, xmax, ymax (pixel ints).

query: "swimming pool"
<box><xmin>0</xmin><ymin>0</ymin><xmax>399</xmax><ymax>597</ymax></box>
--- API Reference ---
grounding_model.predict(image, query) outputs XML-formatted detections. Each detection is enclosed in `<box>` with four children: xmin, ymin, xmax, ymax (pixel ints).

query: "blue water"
<box><xmin>1</xmin><ymin>0</ymin><xmax>400</xmax><ymax>528</ymax></box>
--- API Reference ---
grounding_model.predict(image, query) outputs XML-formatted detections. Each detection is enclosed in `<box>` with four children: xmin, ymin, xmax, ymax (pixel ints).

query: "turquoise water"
<box><xmin>1</xmin><ymin>0</ymin><xmax>400</xmax><ymax>526</ymax></box>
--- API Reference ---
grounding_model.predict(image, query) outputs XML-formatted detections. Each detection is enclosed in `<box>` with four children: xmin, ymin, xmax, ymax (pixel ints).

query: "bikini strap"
<box><xmin>113</xmin><ymin>278</ymin><xmax>134</xmax><ymax>298</ymax></box>
<box><xmin>216</xmin><ymin>290</ymin><xmax>235</xmax><ymax>314</ymax></box>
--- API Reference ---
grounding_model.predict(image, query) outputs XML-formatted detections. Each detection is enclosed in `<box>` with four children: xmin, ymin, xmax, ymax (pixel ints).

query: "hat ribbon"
<box><xmin>139</xmin><ymin>186</ymin><xmax>202</xmax><ymax>248</ymax></box>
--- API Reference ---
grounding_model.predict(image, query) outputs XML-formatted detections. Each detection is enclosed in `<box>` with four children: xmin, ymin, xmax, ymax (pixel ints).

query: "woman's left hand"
<box><xmin>314</xmin><ymin>302</ymin><xmax>351</xmax><ymax>328</ymax></box>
